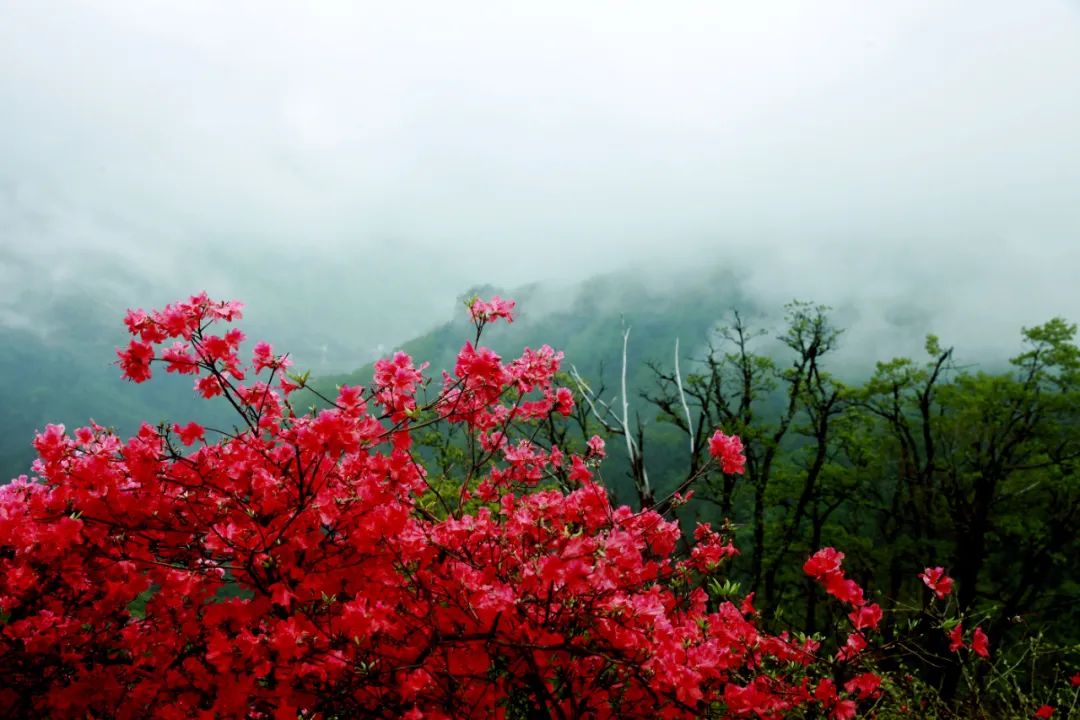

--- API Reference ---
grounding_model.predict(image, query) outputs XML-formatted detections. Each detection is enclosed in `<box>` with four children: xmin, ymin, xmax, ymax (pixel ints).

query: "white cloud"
<box><xmin>1</xmin><ymin>0</ymin><xmax>1078</xmax><ymax>364</ymax></box>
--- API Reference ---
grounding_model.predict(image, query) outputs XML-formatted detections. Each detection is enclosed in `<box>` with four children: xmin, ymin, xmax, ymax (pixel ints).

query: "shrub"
<box><xmin>0</xmin><ymin>294</ymin><xmax>1072</xmax><ymax>718</ymax></box>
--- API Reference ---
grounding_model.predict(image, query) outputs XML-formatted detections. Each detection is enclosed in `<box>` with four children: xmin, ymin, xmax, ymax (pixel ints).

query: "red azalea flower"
<box><xmin>972</xmin><ymin>626</ymin><xmax>990</xmax><ymax>659</ymax></box>
<box><xmin>918</xmin><ymin>566</ymin><xmax>954</xmax><ymax>600</ymax></box>
<box><xmin>708</xmin><ymin>429</ymin><xmax>746</xmax><ymax>474</ymax></box>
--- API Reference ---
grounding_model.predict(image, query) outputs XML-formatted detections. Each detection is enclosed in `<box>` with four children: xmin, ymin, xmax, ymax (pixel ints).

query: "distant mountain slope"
<box><xmin>0</xmin><ymin>288</ymin><xmax>231</xmax><ymax>480</ymax></box>
<box><xmin>0</xmin><ymin>260</ymin><xmax>950</xmax><ymax>482</ymax></box>
<box><xmin>306</xmin><ymin>267</ymin><xmax>765</xmax><ymax>506</ymax></box>
<box><xmin>316</xmin><ymin>266</ymin><xmax>757</xmax><ymax>396</ymax></box>
<box><xmin>0</xmin><ymin>264</ymin><xmax>756</xmax><ymax>484</ymax></box>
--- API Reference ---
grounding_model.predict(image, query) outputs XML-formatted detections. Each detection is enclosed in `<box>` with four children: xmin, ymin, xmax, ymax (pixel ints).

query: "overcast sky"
<box><xmin>2</xmin><ymin>0</ymin><xmax>1079</xmax><ymax>367</ymax></box>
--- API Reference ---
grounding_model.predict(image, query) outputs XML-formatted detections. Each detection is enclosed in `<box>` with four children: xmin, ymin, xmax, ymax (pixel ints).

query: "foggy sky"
<box><xmin>2</xmin><ymin>0</ymin><xmax>1079</xmax><ymax>368</ymax></box>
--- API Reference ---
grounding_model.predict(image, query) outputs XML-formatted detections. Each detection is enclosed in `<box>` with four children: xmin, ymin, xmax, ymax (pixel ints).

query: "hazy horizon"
<box><xmin>3</xmin><ymin>0</ymin><xmax>1079</xmax><ymax>368</ymax></box>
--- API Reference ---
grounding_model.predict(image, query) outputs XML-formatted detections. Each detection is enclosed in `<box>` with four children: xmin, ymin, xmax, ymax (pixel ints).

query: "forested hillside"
<box><xmin>4</xmin><ymin>268</ymin><xmax>1077</xmax><ymax>659</ymax></box>
<box><xmin>3</xmin><ymin>278</ymin><xmax>1077</xmax><ymax>715</ymax></box>
<box><xmin>313</xmin><ymin>273</ymin><xmax>1080</xmax><ymax>658</ymax></box>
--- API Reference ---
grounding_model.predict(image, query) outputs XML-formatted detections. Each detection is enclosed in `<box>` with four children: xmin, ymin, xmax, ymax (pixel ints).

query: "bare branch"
<box><xmin>622</xmin><ymin>324</ymin><xmax>652</xmax><ymax>503</ymax></box>
<box><xmin>569</xmin><ymin>365</ymin><xmax>623</xmax><ymax>434</ymax></box>
<box><xmin>674</xmin><ymin>337</ymin><xmax>694</xmax><ymax>456</ymax></box>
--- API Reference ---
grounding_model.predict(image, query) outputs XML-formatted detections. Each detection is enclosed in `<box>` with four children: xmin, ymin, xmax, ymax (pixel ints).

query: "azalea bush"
<box><xmin>0</xmin><ymin>294</ymin><xmax>1073</xmax><ymax>718</ymax></box>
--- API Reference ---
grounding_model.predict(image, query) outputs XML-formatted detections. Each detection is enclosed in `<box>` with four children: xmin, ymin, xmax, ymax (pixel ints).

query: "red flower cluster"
<box><xmin>0</xmin><ymin>294</ymin><xmax>996</xmax><ymax>718</ymax></box>
<box><xmin>947</xmin><ymin>622</ymin><xmax>990</xmax><ymax>659</ymax></box>
<box><xmin>467</xmin><ymin>294</ymin><xmax>516</xmax><ymax>325</ymax></box>
<box><xmin>918</xmin><ymin>566</ymin><xmax>954</xmax><ymax>600</ymax></box>
<box><xmin>708</xmin><ymin>430</ymin><xmax>746</xmax><ymax>475</ymax></box>
<box><xmin>804</xmin><ymin>547</ymin><xmax>883</xmax><ymax>669</ymax></box>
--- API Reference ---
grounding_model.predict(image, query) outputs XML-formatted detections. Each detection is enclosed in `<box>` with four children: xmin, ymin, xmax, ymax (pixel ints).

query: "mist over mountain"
<box><xmin>3</xmin><ymin>1</ymin><xmax>1079</xmax><ymax>377</ymax></box>
<box><xmin>1</xmin><ymin>246</ymin><xmax>1069</xmax><ymax>481</ymax></box>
